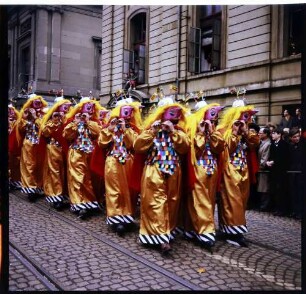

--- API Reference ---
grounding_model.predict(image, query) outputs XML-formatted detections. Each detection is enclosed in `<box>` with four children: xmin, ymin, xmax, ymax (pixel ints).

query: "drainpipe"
<box><xmin>268</xmin><ymin>5</ymin><xmax>272</xmax><ymax>121</ymax></box>
<box><xmin>184</xmin><ymin>5</ymin><xmax>189</xmax><ymax>98</ymax></box>
<box><xmin>109</xmin><ymin>5</ymin><xmax>114</xmax><ymax>98</ymax></box>
<box><xmin>176</xmin><ymin>5</ymin><xmax>181</xmax><ymax>101</ymax></box>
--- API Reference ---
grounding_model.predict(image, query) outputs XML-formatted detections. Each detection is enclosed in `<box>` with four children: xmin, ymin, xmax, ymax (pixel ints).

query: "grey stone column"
<box><xmin>50</xmin><ymin>10</ymin><xmax>61</xmax><ymax>83</ymax></box>
<box><xmin>36</xmin><ymin>8</ymin><xmax>48</xmax><ymax>81</ymax></box>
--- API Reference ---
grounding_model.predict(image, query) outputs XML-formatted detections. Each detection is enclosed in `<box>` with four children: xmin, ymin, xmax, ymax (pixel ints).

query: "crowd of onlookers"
<box><xmin>247</xmin><ymin>108</ymin><xmax>304</xmax><ymax>220</ymax></box>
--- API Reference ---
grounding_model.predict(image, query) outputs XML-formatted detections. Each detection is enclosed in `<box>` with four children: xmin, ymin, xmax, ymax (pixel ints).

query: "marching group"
<box><xmin>9</xmin><ymin>93</ymin><xmax>301</xmax><ymax>255</ymax></box>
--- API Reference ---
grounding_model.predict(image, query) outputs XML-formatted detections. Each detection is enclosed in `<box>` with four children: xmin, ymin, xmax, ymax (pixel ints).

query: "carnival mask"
<box><xmin>204</xmin><ymin>106</ymin><xmax>224</xmax><ymax>121</ymax></box>
<box><xmin>99</xmin><ymin>110</ymin><xmax>110</xmax><ymax>121</ymax></box>
<box><xmin>8</xmin><ymin>107</ymin><xmax>16</xmax><ymax>120</ymax></box>
<box><xmin>163</xmin><ymin>106</ymin><xmax>182</xmax><ymax>122</ymax></box>
<box><xmin>120</xmin><ymin>105</ymin><xmax>134</xmax><ymax>119</ymax></box>
<box><xmin>32</xmin><ymin>99</ymin><xmax>42</xmax><ymax>109</ymax></box>
<box><xmin>239</xmin><ymin>110</ymin><xmax>258</xmax><ymax>122</ymax></box>
<box><xmin>81</xmin><ymin>102</ymin><xmax>94</xmax><ymax>114</ymax></box>
<box><xmin>58</xmin><ymin>103</ymin><xmax>71</xmax><ymax>114</ymax></box>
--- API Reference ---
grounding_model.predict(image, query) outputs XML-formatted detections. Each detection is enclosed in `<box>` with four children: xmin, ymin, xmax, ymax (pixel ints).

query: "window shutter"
<box><xmin>188</xmin><ymin>27</ymin><xmax>201</xmax><ymax>74</ymax></box>
<box><xmin>123</xmin><ymin>49</ymin><xmax>134</xmax><ymax>77</ymax></box>
<box><xmin>138</xmin><ymin>44</ymin><xmax>145</xmax><ymax>84</ymax></box>
<box><xmin>211</xmin><ymin>19</ymin><xmax>221</xmax><ymax>70</ymax></box>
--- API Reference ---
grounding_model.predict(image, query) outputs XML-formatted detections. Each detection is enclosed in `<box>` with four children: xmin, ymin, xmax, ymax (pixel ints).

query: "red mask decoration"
<box><xmin>120</xmin><ymin>106</ymin><xmax>134</xmax><ymax>119</ymax></box>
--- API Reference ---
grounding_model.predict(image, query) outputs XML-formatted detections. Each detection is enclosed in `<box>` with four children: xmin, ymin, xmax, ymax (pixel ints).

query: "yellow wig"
<box><xmin>38</xmin><ymin>99</ymin><xmax>72</xmax><ymax>137</ymax></box>
<box><xmin>8</xmin><ymin>105</ymin><xmax>21</xmax><ymax>121</ymax></box>
<box><xmin>107</xmin><ymin>102</ymin><xmax>143</xmax><ymax>133</ymax></box>
<box><xmin>142</xmin><ymin>103</ymin><xmax>189</xmax><ymax>132</ymax></box>
<box><xmin>65</xmin><ymin>100</ymin><xmax>102</xmax><ymax>122</ymax></box>
<box><xmin>187</xmin><ymin>103</ymin><xmax>221</xmax><ymax>166</ymax></box>
<box><xmin>217</xmin><ymin>105</ymin><xmax>255</xmax><ymax>141</ymax></box>
<box><xmin>15</xmin><ymin>95</ymin><xmax>48</xmax><ymax>144</ymax></box>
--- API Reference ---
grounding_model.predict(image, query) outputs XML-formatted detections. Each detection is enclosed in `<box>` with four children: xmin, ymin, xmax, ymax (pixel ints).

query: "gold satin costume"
<box><xmin>98</xmin><ymin>127</ymin><xmax>138</xmax><ymax>225</ymax></box>
<box><xmin>186</xmin><ymin>131</ymin><xmax>225</xmax><ymax>243</ymax></box>
<box><xmin>8</xmin><ymin>120</ymin><xmax>21</xmax><ymax>189</ymax></box>
<box><xmin>134</xmin><ymin>129</ymin><xmax>190</xmax><ymax>245</ymax></box>
<box><xmin>63</xmin><ymin>120</ymin><xmax>100</xmax><ymax>212</ymax></box>
<box><xmin>41</xmin><ymin>121</ymin><xmax>67</xmax><ymax>203</ymax></box>
<box><xmin>18</xmin><ymin>118</ymin><xmax>44</xmax><ymax>195</ymax></box>
<box><xmin>219</xmin><ymin>130</ymin><xmax>260</xmax><ymax>234</ymax></box>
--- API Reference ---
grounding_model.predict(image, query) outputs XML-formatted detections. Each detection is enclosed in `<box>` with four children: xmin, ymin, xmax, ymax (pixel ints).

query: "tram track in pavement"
<box><xmin>10</xmin><ymin>192</ymin><xmax>202</xmax><ymax>290</ymax></box>
<box><xmin>9</xmin><ymin>190</ymin><xmax>301</xmax><ymax>291</ymax></box>
<box><xmin>9</xmin><ymin>241</ymin><xmax>65</xmax><ymax>291</ymax></box>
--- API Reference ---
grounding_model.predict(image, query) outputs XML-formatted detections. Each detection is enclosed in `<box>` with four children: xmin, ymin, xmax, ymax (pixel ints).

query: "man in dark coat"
<box><xmin>266</xmin><ymin>127</ymin><xmax>289</xmax><ymax>216</ymax></box>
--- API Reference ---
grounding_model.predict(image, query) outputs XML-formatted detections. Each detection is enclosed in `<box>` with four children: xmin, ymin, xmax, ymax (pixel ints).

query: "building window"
<box><xmin>123</xmin><ymin>12</ymin><xmax>146</xmax><ymax>88</ymax></box>
<box><xmin>19</xmin><ymin>46</ymin><xmax>31</xmax><ymax>91</ymax></box>
<box><xmin>284</xmin><ymin>4</ymin><xmax>303</xmax><ymax>56</ymax></box>
<box><xmin>92</xmin><ymin>36</ymin><xmax>102</xmax><ymax>90</ymax></box>
<box><xmin>188</xmin><ymin>5</ymin><xmax>222</xmax><ymax>74</ymax></box>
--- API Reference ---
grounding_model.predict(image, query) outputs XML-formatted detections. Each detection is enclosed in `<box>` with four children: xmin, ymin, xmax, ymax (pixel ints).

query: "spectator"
<box><xmin>279</xmin><ymin>109</ymin><xmax>293</xmax><ymax>132</ymax></box>
<box><xmin>257</xmin><ymin>127</ymin><xmax>271</xmax><ymax>212</ymax></box>
<box><xmin>292</xmin><ymin>108</ymin><xmax>302</xmax><ymax>130</ymax></box>
<box><xmin>287</xmin><ymin>128</ymin><xmax>304</xmax><ymax>220</ymax></box>
<box><xmin>265</xmin><ymin>122</ymin><xmax>276</xmax><ymax>139</ymax></box>
<box><xmin>266</xmin><ymin>127</ymin><xmax>289</xmax><ymax>216</ymax></box>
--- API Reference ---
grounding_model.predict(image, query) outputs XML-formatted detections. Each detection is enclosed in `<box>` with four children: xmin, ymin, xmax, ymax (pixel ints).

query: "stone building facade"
<box><xmin>100</xmin><ymin>5</ymin><xmax>303</xmax><ymax>125</ymax></box>
<box><xmin>8</xmin><ymin>5</ymin><xmax>102</xmax><ymax>106</ymax></box>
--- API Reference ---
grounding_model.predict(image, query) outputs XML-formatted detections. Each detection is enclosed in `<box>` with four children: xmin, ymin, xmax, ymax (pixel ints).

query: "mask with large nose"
<box><xmin>120</xmin><ymin>105</ymin><xmax>134</xmax><ymax>119</ymax></box>
<box><xmin>58</xmin><ymin>103</ymin><xmax>71</xmax><ymax>114</ymax></box>
<box><xmin>81</xmin><ymin>102</ymin><xmax>95</xmax><ymax>115</ymax></box>
<box><xmin>162</xmin><ymin>106</ymin><xmax>182</xmax><ymax>124</ymax></box>
<box><xmin>238</xmin><ymin>109</ymin><xmax>258</xmax><ymax>123</ymax></box>
<box><xmin>204</xmin><ymin>105</ymin><xmax>224</xmax><ymax>121</ymax></box>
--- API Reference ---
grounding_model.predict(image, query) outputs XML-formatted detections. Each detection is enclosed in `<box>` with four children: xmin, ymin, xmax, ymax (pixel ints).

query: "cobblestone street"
<box><xmin>9</xmin><ymin>190</ymin><xmax>302</xmax><ymax>291</ymax></box>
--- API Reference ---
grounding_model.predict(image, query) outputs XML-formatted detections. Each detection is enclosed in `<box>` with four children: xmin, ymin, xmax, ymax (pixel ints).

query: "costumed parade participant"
<box><xmin>97</xmin><ymin>98</ymin><xmax>143</xmax><ymax>236</ymax></box>
<box><xmin>90</xmin><ymin>104</ymin><xmax>110</xmax><ymax>209</ymax></box>
<box><xmin>8</xmin><ymin>104</ymin><xmax>22</xmax><ymax>190</ymax></box>
<box><xmin>216</xmin><ymin>90</ymin><xmax>260</xmax><ymax>247</ymax></box>
<box><xmin>40</xmin><ymin>95</ymin><xmax>72</xmax><ymax>210</ymax></box>
<box><xmin>184</xmin><ymin>100</ymin><xmax>225</xmax><ymax>251</ymax></box>
<box><xmin>133</xmin><ymin>96</ymin><xmax>190</xmax><ymax>254</ymax></box>
<box><xmin>63</xmin><ymin>98</ymin><xmax>102</xmax><ymax>219</ymax></box>
<box><xmin>16</xmin><ymin>94</ymin><xmax>48</xmax><ymax>202</ymax></box>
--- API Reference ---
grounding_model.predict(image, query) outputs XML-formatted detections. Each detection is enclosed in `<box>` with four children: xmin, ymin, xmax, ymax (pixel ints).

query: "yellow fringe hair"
<box><xmin>15</xmin><ymin>95</ymin><xmax>48</xmax><ymax>144</ymax></box>
<box><xmin>217</xmin><ymin>105</ymin><xmax>255</xmax><ymax>141</ymax></box>
<box><xmin>142</xmin><ymin>103</ymin><xmax>189</xmax><ymax>132</ymax></box>
<box><xmin>187</xmin><ymin>103</ymin><xmax>221</xmax><ymax>166</ymax></box>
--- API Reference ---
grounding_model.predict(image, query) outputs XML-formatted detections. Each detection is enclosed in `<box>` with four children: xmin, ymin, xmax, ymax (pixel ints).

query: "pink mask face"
<box><xmin>204</xmin><ymin>106</ymin><xmax>224</xmax><ymax>121</ymax></box>
<box><xmin>58</xmin><ymin>103</ymin><xmax>71</xmax><ymax>114</ymax></box>
<box><xmin>120</xmin><ymin>106</ymin><xmax>134</xmax><ymax>119</ymax></box>
<box><xmin>81</xmin><ymin>102</ymin><xmax>94</xmax><ymax>114</ymax></box>
<box><xmin>163</xmin><ymin>107</ymin><xmax>182</xmax><ymax>122</ymax></box>
<box><xmin>32</xmin><ymin>99</ymin><xmax>42</xmax><ymax>109</ymax></box>
<box><xmin>8</xmin><ymin>107</ymin><xmax>16</xmax><ymax>120</ymax></box>
<box><xmin>99</xmin><ymin>110</ymin><xmax>110</xmax><ymax>121</ymax></box>
<box><xmin>239</xmin><ymin>110</ymin><xmax>258</xmax><ymax>122</ymax></box>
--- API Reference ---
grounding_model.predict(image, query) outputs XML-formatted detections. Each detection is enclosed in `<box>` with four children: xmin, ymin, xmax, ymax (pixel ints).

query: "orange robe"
<box><xmin>63</xmin><ymin>120</ymin><xmax>100</xmax><ymax>212</ymax></box>
<box><xmin>185</xmin><ymin>131</ymin><xmax>225</xmax><ymax>243</ymax></box>
<box><xmin>134</xmin><ymin>129</ymin><xmax>190</xmax><ymax>245</ymax></box>
<box><xmin>18</xmin><ymin>118</ymin><xmax>44</xmax><ymax>195</ymax></box>
<box><xmin>218</xmin><ymin>130</ymin><xmax>260</xmax><ymax>235</ymax></box>
<box><xmin>41</xmin><ymin>120</ymin><xmax>68</xmax><ymax>204</ymax></box>
<box><xmin>98</xmin><ymin>127</ymin><xmax>138</xmax><ymax>226</ymax></box>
